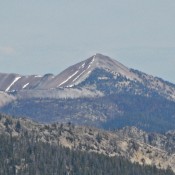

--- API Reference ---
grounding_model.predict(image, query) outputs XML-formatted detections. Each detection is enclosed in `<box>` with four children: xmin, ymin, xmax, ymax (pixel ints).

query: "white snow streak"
<box><xmin>66</xmin><ymin>84</ymin><xmax>74</xmax><ymax>88</ymax></box>
<box><xmin>5</xmin><ymin>77</ymin><xmax>21</xmax><ymax>92</ymax></box>
<box><xmin>87</xmin><ymin>57</ymin><xmax>95</xmax><ymax>70</ymax></box>
<box><xmin>22</xmin><ymin>83</ymin><xmax>29</xmax><ymax>89</ymax></box>
<box><xmin>59</xmin><ymin>56</ymin><xmax>96</xmax><ymax>86</ymax></box>
<box><xmin>73</xmin><ymin>70</ymin><xmax>86</xmax><ymax>82</ymax></box>
<box><xmin>34</xmin><ymin>75</ymin><xmax>42</xmax><ymax>78</ymax></box>
<box><xmin>72</xmin><ymin>57</ymin><xmax>95</xmax><ymax>83</ymax></box>
<box><xmin>58</xmin><ymin>71</ymin><xmax>79</xmax><ymax>87</ymax></box>
<box><xmin>82</xmin><ymin>63</ymin><xmax>85</xmax><ymax>68</ymax></box>
<box><xmin>87</xmin><ymin>64</ymin><xmax>91</xmax><ymax>69</ymax></box>
<box><xmin>92</xmin><ymin>57</ymin><xmax>95</xmax><ymax>64</ymax></box>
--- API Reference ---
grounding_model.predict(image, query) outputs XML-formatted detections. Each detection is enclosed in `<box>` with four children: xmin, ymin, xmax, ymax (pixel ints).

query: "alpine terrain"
<box><xmin>0</xmin><ymin>53</ymin><xmax>175</xmax><ymax>132</ymax></box>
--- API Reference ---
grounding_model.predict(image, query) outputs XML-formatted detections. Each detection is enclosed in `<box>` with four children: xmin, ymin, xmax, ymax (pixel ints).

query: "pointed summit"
<box><xmin>86</xmin><ymin>53</ymin><xmax>130</xmax><ymax>74</ymax></box>
<box><xmin>42</xmin><ymin>54</ymin><xmax>139</xmax><ymax>88</ymax></box>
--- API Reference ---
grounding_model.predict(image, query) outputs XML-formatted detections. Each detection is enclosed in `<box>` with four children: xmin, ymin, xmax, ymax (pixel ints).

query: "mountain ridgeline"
<box><xmin>0</xmin><ymin>53</ymin><xmax>175</xmax><ymax>133</ymax></box>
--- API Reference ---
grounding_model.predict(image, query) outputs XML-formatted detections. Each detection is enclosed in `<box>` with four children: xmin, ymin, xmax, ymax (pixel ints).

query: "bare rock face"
<box><xmin>1</xmin><ymin>115</ymin><xmax>175</xmax><ymax>172</ymax></box>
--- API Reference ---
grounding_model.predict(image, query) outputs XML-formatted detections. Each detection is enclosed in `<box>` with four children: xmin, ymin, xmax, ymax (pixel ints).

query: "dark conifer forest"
<box><xmin>0</xmin><ymin>132</ymin><xmax>174</xmax><ymax>175</ymax></box>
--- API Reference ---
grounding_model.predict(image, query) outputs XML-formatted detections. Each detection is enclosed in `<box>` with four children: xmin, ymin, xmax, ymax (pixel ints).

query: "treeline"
<box><xmin>2</xmin><ymin>91</ymin><xmax>175</xmax><ymax>133</ymax></box>
<box><xmin>0</xmin><ymin>132</ymin><xmax>174</xmax><ymax>175</ymax></box>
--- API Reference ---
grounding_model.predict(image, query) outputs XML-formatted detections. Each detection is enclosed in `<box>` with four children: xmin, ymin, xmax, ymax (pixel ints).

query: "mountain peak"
<box><xmin>47</xmin><ymin>54</ymin><xmax>140</xmax><ymax>88</ymax></box>
<box><xmin>0</xmin><ymin>54</ymin><xmax>139</xmax><ymax>90</ymax></box>
<box><xmin>89</xmin><ymin>53</ymin><xmax>118</xmax><ymax>66</ymax></box>
<box><xmin>93</xmin><ymin>53</ymin><xmax>108</xmax><ymax>58</ymax></box>
<box><xmin>88</xmin><ymin>53</ymin><xmax>126</xmax><ymax>68</ymax></box>
<box><xmin>85</xmin><ymin>53</ymin><xmax>139</xmax><ymax>79</ymax></box>
<box><xmin>90</xmin><ymin>53</ymin><xmax>115</xmax><ymax>62</ymax></box>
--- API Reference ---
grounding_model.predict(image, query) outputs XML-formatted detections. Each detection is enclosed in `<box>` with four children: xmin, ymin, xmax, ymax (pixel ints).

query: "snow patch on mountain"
<box><xmin>34</xmin><ymin>75</ymin><xmax>43</xmax><ymax>78</ymax></box>
<box><xmin>58</xmin><ymin>70</ymin><xmax>79</xmax><ymax>87</ymax></box>
<box><xmin>81</xmin><ymin>63</ymin><xmax>85</xmax><ymax>68</ymax></box>
<box><xmin>22</xmin><ymin>83</ymin><xmax>30</xmax><ymax>89</ymax></box>
<box><xmin>73</xmin><ymin>70</ymin><xmax>86</xmax><ymax>82</ymax></box>
<box><xmin>5</xmin><ymin>77</ymin><xmax>21</xmax><ymax>92</ymax></box>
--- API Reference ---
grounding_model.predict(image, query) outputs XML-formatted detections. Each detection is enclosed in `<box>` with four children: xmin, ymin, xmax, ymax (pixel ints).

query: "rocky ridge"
<box><xmin>1</xmin><ymin>114</ymin><xmax>175</xmax><ymax>172</ymax></box>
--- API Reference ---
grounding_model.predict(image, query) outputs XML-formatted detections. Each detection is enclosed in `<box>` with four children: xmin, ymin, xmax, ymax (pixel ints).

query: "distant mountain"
<box><xmin>47</xmin><ymin>53</ymin><xmax>139</xmax><ymax>88</ymax></box>
<box><xmin>0</xmin><ymin>53</ymin><xmax>175</xmax><ymax>100</ymax></box>
<box><xmin>0</xmin><ymin>54</ymin><xmax>138</xmax><ymax>91</ymax></box>
<box><xmin>0</xmin><ymin>54</ymin><xmax>175</xmax><ymax>132</ymax></box>
<box><xmin>0</xmin><ymin>114</ymin><xmax>175</xmax><ymax>173</ymax></box>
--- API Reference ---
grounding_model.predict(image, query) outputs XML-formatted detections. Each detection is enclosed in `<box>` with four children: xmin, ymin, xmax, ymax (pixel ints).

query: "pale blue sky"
<box><xmin>0</xmin><ymin>0</ymin><xmax>175</xmax><ymax>83</ymax></box>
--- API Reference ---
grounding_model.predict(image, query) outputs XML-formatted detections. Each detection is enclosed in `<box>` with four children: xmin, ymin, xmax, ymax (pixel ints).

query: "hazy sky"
<box><xmin>0</xmin><ymin>0</ymin><xmax>175</xmax><ymax>83</ymax></box>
